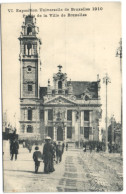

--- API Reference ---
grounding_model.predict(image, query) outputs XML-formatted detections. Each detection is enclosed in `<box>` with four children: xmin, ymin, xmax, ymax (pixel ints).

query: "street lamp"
<box><xmin>116</xmin><ymin>38</ymin><xmax>122</xmax><ymax>156</ymax></box>
<box><xmin>103</xmin><ymin>73</ymin><xmax>111</xmax><ymax>153</ymax></box>
<box><xmin>116</xmin><ymin>38</ymin><xmax>122</xmax><ymax>69</ymax></box>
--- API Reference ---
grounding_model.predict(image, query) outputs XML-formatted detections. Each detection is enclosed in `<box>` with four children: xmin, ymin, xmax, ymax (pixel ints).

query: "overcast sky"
<box><xmin>1</xmin><ymin>2</ymin><xmax>121</xmax><ymax>131</ymax></box>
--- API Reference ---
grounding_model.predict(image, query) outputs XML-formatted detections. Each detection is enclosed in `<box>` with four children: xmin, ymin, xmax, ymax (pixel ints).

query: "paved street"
<box><xmin>3</xmin><ymin>144</ymin><xmax>123</xmax><ymax>192</ymax></box>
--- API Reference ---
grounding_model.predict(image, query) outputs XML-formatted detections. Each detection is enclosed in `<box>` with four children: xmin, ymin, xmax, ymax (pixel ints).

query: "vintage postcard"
<box><xmin>1</xmin><ymin>2</ymin><xmax>123</xmax><ymax>192</ymax></box>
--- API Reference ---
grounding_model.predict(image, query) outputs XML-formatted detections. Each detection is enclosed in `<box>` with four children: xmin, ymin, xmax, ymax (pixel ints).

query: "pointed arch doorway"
<box><xmin>57</xmin><ymin>126</ymin><xmax>63</xmax><ymax>141</ymax></box>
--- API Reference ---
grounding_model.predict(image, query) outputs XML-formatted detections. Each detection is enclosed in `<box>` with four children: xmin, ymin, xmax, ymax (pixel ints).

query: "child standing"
<box><xmin>33</xmin><ymin>146</ymin><xmax>42</xmax><ymax>173</ymax></box>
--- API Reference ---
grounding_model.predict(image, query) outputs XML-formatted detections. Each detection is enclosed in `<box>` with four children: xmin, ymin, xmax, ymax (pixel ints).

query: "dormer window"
<box><xmin>58</xmin><ymin>81</ymin><xmax>62</xmax><ymax>89</ymax></box>
<box><xmin>27</xmin><ymin>26</ymin><xmax>32</xmax><ymax>35</ymax></box>
<box><xmin>85</xmin><ymin>95</ymin><xmax>89</xmax><ymax>101</ymax></box>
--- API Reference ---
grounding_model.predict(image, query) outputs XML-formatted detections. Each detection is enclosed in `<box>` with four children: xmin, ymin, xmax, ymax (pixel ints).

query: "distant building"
<box><xmin>2</xmin><ymin>111</ymin><xmax>17</xmax><ymax>140</ymax></box>
<box><xmin>19</xmin><ymin>13</ymin><xmax>102</xmax><ymax>142</ymax></box>
<box><xmin>108</xmin><ymin>117</ymin><xmax>121</xmax><ymax>146</ymax></box>
<box><xmin>2</xmin><ymin>112</ymin><xmax>7</xmax><ymax>133</ymax></box>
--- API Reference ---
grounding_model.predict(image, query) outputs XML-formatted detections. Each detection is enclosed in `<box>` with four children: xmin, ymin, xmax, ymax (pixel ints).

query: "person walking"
<box><xmin>89</xmin><ymin>144</ymin><xmax>93</xmax><ymax>153</ymax></box>
<box><xmin>62</xmin><ymin>142</ymin><xmax>65</xmax><ymax>154</ymax></box>
<box><xmin>43</xmin><ymin>136</ymin><xmax>55</xmax><ymax>174</ymax></box>
<box><xmin>83</xmin><ymin>143</ymin><xmax>86</xmax><ymax>152</ymax></box>
<box><xmin>50</xmin><ymin>141</ymin><xmax>56</xmax><ymax>170</ymax></box>
<box><xmin>96</xmin><ymin>143</ymin><xmax>100</xmax><ymax>152</ymax></box>
<box><xmin>56</xmin><ymin>142</ymin><xmax>59</xmax><ymax>164</ymax></box>
<box><xmin>33</xmin><ymin>146</ymin><xmax>42</xmax><ymax>173</ymax></box>
<box><xmin>53</xmin><ymin>141</ymin><xmax>57</xmax><ymax>162</ymax></box>
<box><xmin>26</xmin><ymin>141</ymin><xmax>32</xmax><ymax>153</ymax></box>
<box><xmin>66</xmin><ymin>143</ymin><xmax>68</xmax><ymax>151</ymax></box>
<box><xmin>28</xmin><ymin>143</ymin><xmax>32</xmax><ymax>153</ymax></box>
<box><xmin>10</xmin><ymin>140</ymin><xmax>13</xmax><ymax>159</ymax></box>
<box><xmin>10</xmin><ymin>137</ymin><xmax>19</xmax><ymax>160</ymax></box>
<box><xmin>23</xmin><ymin>141</ymin><xmax>26</xmax><ymax>148</ymax></box>
<box><xmin>57</xmin><ymin>142</ymin><xmax>63</xmax><ymax>163</ymax></box>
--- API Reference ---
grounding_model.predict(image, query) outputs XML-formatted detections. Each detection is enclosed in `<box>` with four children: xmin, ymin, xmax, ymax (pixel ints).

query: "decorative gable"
<box><xmin>44</xmin><ymin>96</ymin><xmax>77</xmax><ymax>105</ymax></box>
<box><xmin>81</xmin><ymin>88</ymin><xmax>92</xmax><ymax>100</ymax></box>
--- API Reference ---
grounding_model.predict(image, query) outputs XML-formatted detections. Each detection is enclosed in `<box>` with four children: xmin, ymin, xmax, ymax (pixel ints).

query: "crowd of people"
<box><xmin>9</xmin><ymin>136</ymin><xmax>68</xmax><ymax>174</ymax></box>
<box><xmin>75</xmin><ymin>141</ymin><xmax>104</xmax><ymax>153</ymax></box>
<box><xmin>33</xmin><ymin>137</ymin><xmax>68</xmax><ymax>174</ymax></box>
<box><xmin>82</xmin><ymin>143</ymin><xmax>103</xmax><ymax>153</ymax></box>
<box><xmin>8</xmin><ymin>136</ymin><xmax>119</xmax><ymax>174</ymax></box>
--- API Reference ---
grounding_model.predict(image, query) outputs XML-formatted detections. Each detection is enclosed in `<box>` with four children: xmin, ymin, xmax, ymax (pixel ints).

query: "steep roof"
<box><xmin>40</xmin><ymin>81</ymin><xmax>98</xmax><ymax>99</ymax></box>
<box><xmin>67</xmin><ymin>81</ymin><xmax>98</xmax><ymax>99</ymax></box>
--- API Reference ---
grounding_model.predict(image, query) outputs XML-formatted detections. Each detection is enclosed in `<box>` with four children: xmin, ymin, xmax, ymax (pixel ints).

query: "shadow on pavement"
<box><xmin>4</xmin><ymin>169</ymin><xmax>45</xmax><ymax>174</ymax></box>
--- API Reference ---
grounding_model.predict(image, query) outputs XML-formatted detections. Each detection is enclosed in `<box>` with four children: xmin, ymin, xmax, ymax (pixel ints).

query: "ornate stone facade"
<box><xmin>19</xmin><ymin>14</ymin><xmax>102</xmax><ymax>142</ymax></box>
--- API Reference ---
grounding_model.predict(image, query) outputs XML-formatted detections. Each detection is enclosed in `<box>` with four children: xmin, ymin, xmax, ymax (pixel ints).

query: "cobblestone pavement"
<box><xmin>3</xmin><ymin>145</ymin><xmax>123</xmax><ymax>192</ymax></box>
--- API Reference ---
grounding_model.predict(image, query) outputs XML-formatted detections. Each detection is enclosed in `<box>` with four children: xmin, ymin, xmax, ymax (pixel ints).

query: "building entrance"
<box><xmin>48</xmin><ymin>127</ymin><xmax>53</xmax><ymax>139</ymax></box>
<box><xmin>57</xmin><ymin>126</ymin><xmax>63</xmax><ymax>141</ymax></box>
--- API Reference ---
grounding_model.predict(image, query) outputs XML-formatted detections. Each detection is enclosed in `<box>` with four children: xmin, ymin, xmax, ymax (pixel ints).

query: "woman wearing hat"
<box><xmin>43</xmin><ymin>136</ymin><xmax>55</xmax><ymax>173</ymax></box>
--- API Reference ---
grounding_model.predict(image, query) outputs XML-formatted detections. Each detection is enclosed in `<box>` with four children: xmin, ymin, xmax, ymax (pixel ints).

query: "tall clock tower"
<box><xmin>19</xmin><ymin>14</ymin><xmax>42</xmax><ymax>140</ymax></box>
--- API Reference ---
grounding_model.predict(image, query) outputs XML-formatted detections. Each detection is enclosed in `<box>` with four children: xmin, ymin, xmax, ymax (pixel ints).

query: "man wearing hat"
<box><xmin>56</xmin><ymin>142</ymin><xmax>63</xmax><ymax>163</ymax></box>
<box><xmin>43</xmin><ymin>136</ymin><xmax>55</xmax><ymax>173</ymax></box>
<box><xmin>33</xmin><ymin>146</ymin><xmax>42</xmax><ymax>173</ymax></box>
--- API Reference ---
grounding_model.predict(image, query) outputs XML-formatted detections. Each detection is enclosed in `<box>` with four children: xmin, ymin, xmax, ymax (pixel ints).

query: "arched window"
<box><xmin>27</xmin><ymin>66</ymin><xmax>32</xmax><ymax>72</ymax></box>
<box><xmin>27</xmin><ymin>26</ymin><xmax>32</xmax><ymax>35</ymax></box>
<box><xmin>27</xmin><ymin>44</ymin><xmax>32</xmax><ymax>56</ymax></box>
<box><xmin>27</xmin><ymin>125</ymin><xmax>33</xmax><ymax>133</ymax></box>
<box><xmin>58</xmin><ymin>81</ymin><xmax>62</xmax><ymax>89</ymax></box>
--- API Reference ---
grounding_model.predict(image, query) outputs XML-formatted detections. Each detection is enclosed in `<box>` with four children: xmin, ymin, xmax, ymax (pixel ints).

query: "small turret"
<box><xmin>47</xmin><ymin>79</ymin><xmax>52</xmax><ymax>95</ymax></box>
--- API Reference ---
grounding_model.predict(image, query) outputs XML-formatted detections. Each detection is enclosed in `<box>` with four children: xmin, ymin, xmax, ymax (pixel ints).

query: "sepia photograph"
<box><xmin>1</xmin><ymin>2</ymin><xmax>123</xmax><ymax>192</ymax></box>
